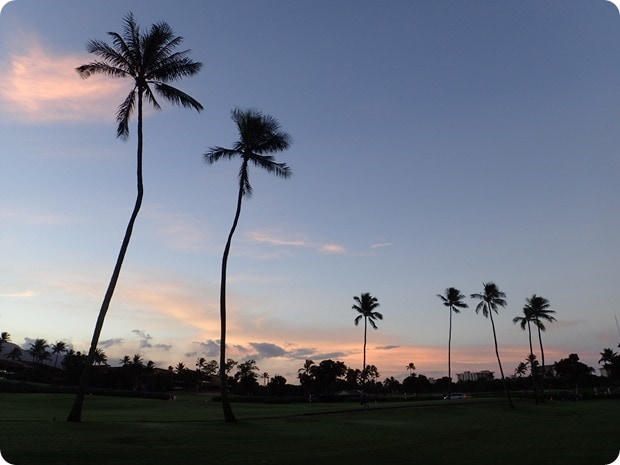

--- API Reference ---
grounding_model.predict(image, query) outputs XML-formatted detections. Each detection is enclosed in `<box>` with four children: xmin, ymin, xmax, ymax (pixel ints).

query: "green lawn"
<box><xmin>0</xmin><ymin>393</ymin><xmax>618</xmax><ymax>465</ymax></box>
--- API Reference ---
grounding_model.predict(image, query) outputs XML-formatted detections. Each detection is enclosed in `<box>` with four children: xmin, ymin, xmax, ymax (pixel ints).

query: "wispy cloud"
<box><xmin>0</xmin><ymin>205</ymin><xmax>80</xmax><ymax>225</ymax></box>
<box><xmin>99</xmin><ymin>338</ymin><xmax>125</xmax><ymax>349</ymax></box>
<box><xmin>0</xmin><ymin>37</ymin><xmax>125</xmax><ymax>123</ymax></box>
<box><xmin>248</xmin><ymin>231</ymin><xmax>347</xmax><ymax>256</ymax></box>
<box><xmin>371</xmin><ymin>242</ymin><xmax>393</xmax><ymax>249</ymax></box>
<box><xmin>132</xmin><ymin>329</ymin><xmax>172</xmax><ymax>351</ymax></box>
<box><xmin>248</xmin><ymin>232</ymin><xmax>307</xmax><ymax>248</ymax></box>
<box><xmin>320</xmin><ymin>244</ymin><xmax>346</xmax><ymax>254</ymax></box>
<box><xmin>0</xmin><ymin>290</ymin><xmax>39</xmax><ymax>298</ymax></box>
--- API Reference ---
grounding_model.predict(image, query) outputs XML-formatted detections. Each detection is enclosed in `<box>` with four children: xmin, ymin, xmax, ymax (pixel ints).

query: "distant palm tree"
<box><xmin>525</xmin><ymin>294</ymin><xmax>556</xmax><ymax>398</ymax></box>
<box><xmin>6</xmin><ymin>346</ymin><xmax>22</xmax><ymax>362</ymax></box>
<box><xmin>67</xmin><ymin>12</ymin><xmax>203</xmax><ymax>423</ymax></box>
<box><xmin>175</xmin><ymin>362</ymin><xmax>186</xmax><ymax>374</ymax></box>
<box><xmin>0</xmin><ymin>332</ymin><xmax>11</xmax><ymax>354</ymax></box>
<box><xmin>437</xmin><ymin>287</ymin><xmax>468</xmax><ymax>398</ymax></box>
<box><xmin>51</xmin><ymin>341</ymin><xmax>68</xmax><ymax>368</ymax></box>
<box><xmin>93</xmin><ymin>347</ymin><xmax>108</xmax><ymax>366</ymax></box>
<box><xmin>471</xmin><ymin>282</ymin><xmax>514</xmax><ymax>409</ymax></box>
<box><xmin>513</xmin><ymin>303</ymin><xmax>539</xmax><ymax>402</ymax></box>
<box><xmin>28</xmin><ymin>338</ymin><xmax>50</xmax><ymax>365</ymax></box>
<box><xmin>599</xmin><ymin>348</ymin><xmax>618</xmax><ymax>368</ymax></box>
<box><xmin>203</xmin><ymin>108</ymin><xmax>292</xmax><ymax>423</ymax></box>
<box><xmin>514</xmin><ymin>362</ymin><xmax>528</xmax><ymax>378</ymax></box>
<box><xmin>119</xmin><ymin>355</ymin><xmax>131</xmax><ymax>367</ymax></box>
<box><xmin>406</xmin><ymin>362</ymin><xmax>416</xmax><ymax>377</ymax></box>
<box><xmin>132</xmin><ymin>354</ymin><xmax>144</xmax><ymax>367</ymax></box>
<box><xmin>352</xmin><ymin>292</ymin><xmax>383</xmax><ymax>384</ymax></box>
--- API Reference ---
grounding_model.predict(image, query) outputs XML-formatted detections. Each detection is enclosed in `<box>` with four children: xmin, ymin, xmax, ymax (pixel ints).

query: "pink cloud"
<box><xmin>0</xmin><ymin>39</ymin><xmax>126</xmax><ymax>123</ymax></box>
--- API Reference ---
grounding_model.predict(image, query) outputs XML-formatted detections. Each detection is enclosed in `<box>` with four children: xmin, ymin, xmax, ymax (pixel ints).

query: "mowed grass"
<box><xmin>0</xmin><ymin>393</ymin><xmax>618</xmax><ymax>465</ymax></box>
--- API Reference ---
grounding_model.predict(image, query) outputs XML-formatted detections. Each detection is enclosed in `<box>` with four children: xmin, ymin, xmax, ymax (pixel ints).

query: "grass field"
<box><xmin>0</xmin><ymin>393</ymin><xmax>618</xmax><ymax>465</ymax></box>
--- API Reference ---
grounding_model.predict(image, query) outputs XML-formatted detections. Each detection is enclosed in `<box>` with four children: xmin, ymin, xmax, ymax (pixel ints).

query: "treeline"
<box><xmin>1</xmin><ymin>332</ymin><xmax>619</xmax><ymax>399</ymax></box>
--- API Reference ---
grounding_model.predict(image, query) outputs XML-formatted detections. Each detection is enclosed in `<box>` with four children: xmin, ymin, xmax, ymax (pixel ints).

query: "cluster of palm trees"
<box><xmin>436</xmin><ymin>283</ymin><xmax>556</xmax><ymax>409</ymax></box>
<box><xmin>16</xmin><ymin>11</ymin><xmax>565</xmax><ymax>423</ymax></box>
<box><xmin>65</xmin><ymin>13</ymin><xmax>292</xmax><ymax>423</ymax></box>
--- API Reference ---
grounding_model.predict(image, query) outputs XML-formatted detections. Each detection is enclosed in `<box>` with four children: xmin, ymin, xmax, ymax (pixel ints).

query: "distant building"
<box><xmin>456</xmin><ymin>370</ymin><xmax>494</xmax><ymax>382</ymax></box>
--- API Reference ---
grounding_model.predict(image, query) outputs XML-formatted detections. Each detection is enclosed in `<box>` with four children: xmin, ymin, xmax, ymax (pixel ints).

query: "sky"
<box><xmin>0</xmin><ymin>0</ymin><xmax>619</xmax><ymax>384</ymax></box>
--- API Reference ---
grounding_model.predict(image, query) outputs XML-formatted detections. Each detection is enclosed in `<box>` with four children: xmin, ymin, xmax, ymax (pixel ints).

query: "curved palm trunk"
<box><xmin>448</xmin><ymin>308</ymin><xmax>453</xmax><ymax>399</ymax></box>
<box><xmin>489</xmin><ymin>312</ymin><xmax>514</xmax><ymax>409</ymax></box>
<box><xmin>362</xmin><ymin>317</ymin><xmax>368</xmax><ymax>386</ymax></box>
<box><xmin>67</xmin><ymin>91</ymin><xmax>145</xmax><ymax>423</ymax></box>
<box><xmin>537</xmin><ymin>326</ymin><xmax>547</xmax><ymax>402</ymax></box>
<box><xmin>218</xmin><ymin>184</ymin><xmax>244</xmax><ymax>423</ymax></box>
<box><xmin>527</xmin><ymin>321</ymin><xmax>539</xmax><ymax>404</ymax></box>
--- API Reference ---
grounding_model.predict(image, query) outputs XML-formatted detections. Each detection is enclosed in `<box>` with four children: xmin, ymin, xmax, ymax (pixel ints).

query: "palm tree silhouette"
<box><xmin>525</xmin><ymin>294</ymin><xmax>555</xmax><ymax>399</ymax></box>
<box><xmin>28</xmin><ymin>338</ymin><xmax>50</xmax><ymax>365</ymax></box>
<box><xmin>51</xmin><ymin>341</ymin><xmax>68</xmax><ymax>368</ymax></box>
<box><xmin>0</xmin><ymin>332</ymin><xmax>11</xmax><ymax>355</ymax></box>
<box><xmin>406</xmin><ymin>362</ymin><xmax>416</xmax><ymax>377</ymax></box>
<box><xmin>67</xmin><ymin>13</ymin><xmax>202</xmax><ymax>423</ymax></box>
<box><xmin>471</xmin><ymin>282</ymin><xmax>514</xmax><ymax>409</ymax></box>
<box><xmin>203</xmin><ymin>108</ymin><xmax>292</xmax><ymax>422</ymax></box>
<box><xmin>437</xmin><ymin>287</ymin><xmax>468</xmax><ymax>399</ymax></box>
<box><xmin>352</xmin><ymin>292</ymin><xmax>383</xmax><ymax>385</ymax></box>
<box><xmin>513</xmin><ymin>302</ymin><xmax>539</xmax><ymax>402</ymax></box>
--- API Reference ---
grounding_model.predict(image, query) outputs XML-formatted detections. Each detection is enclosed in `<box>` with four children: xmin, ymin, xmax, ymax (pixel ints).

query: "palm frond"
<box><xmin>153</xmin><ymin>82</ymin><xmax>203</xmax><ymax>111</ymax></box>
<box><xmin>142</xmin><ymin>86</ymin><xmax>162</xmax><ymax>111</ymax></box>
<box><xmin>115</xmin><ymin>90</ymin><xmax>136</xmax><ymax>140</ymax></box>
<box><xmin>76</xmin><ymin>61</ymin><xmax>128</xmax><ymax>79</ymax></box>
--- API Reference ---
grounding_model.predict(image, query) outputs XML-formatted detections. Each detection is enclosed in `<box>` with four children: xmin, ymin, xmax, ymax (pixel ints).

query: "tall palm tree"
<box><xmin>525</xmin><ymin>294</ymin><xmax>556</xmax><ymax>399</ymax></box>
<box><xmin>67</xmin><ymin>13</ymin><xmax>203</xmax><ymax>423</ymax></box>
<box><xmin>471</xmin><ymin>282</ymin><xmax>514</xmax><ymax>409</ymax></box>
<box><xmin>203</xmin><ymin>108</ymin><xmax>292</xmax><ymax>422</ymax></box>
<box><xmin>352</xmin><ymin>292</ymin><xmax>383</xmax><ymax>384</ymax></box>
<box><xmin>513</xmin><ymin>304</ymin><xmax>539</xmax><ymax>403</ymax></box>
<box><xmin>406</xmin><ymin>362</ymin><xmax>416</xmax><ymax>377</ymax></box>
<box><xmin>437</xmin><ymin>287</ymin><xmax>468</xmax><ymax>398</ymax></box>
<box><xmin>51</xmin><ymin>341</ymin><xmax>68</xmax><ymax>368</ymax></box>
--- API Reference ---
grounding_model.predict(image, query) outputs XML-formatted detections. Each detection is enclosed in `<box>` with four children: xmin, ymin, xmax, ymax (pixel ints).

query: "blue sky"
<box><xmin>0</xmin><ymin>0</ymin><xmax>619</xmax><ymax>382</ymax></box>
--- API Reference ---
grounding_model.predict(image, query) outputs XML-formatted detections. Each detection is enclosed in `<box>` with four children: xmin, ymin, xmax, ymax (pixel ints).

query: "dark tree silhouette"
<box><xmin>203</xmin><ymin>108</ymin><xmax>292</xmax><ymax>422</ymax></box>
<box><xmin>51</xmin><ymin>341</ymin><xmax>68</xmax><ymax>368</ymax></box>
<box><xmin>513</xmin><ymin>302</ymin><xmax>539</xmax><ymax>403</ymax></box>
<box><xmin>526</xmin><ymin>294</ymin><xmax>556</xmax><ymax>399</ymax></box>
<box><xmin>437</xmin><ymin>287</ymin><xmax>468</xmax><ymax>399</ymax></box>
<box><xmin>471</xmin><ymin>282</ymin><xmax>514</xmax><ymax>409</ymax></box>
<box><xmin>352</xmin><ymin>292</ymin><xmax>383</xmax><ymax>384</ymax></box>
<box><xmin>67</xmin><ymin>12</ymin><xmax>202</xmax><ymax>423</ymax></box>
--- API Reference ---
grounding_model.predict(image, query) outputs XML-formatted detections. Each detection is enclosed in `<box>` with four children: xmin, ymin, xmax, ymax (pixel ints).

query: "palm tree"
<box><xmin>93</xmin><ymin>347</ymin><xmax>108</xmax><ymax>366</ymax></box>
<box><xmin>51</xmin><ymin>341</ymin><xmax>68</xmax><ymax>368</ymax></box>
<box><xmin>352</xmin><ymin>292</ymin><xmax>383</xmax><ymax>384</ymax></box>
<box><xmin>28</xmin><ymin>338</ymin><xmax>50</xmax><ymax>365</ymax></box>
<box><xmin>437</xmin><ymin>287</ymin><xmax>468</xmax><ymax>398</ymax></box>
<box><xmin>526</xmin><ymin>294</ymin><xmax>556</xmax><ymax>398</ymax></box>
<box><xmin>0</xmin><ymin>332</ymin><xmax>11</xmax><ymax>354</ymax></box>
<box><xmin>6</xmin><ymin>346</ymin><xmax>22</xmax><ymax>362</ymax></box>
<box><xmin>67</xmin><ymin>13</ymin><xmax>203</xmax><ymax>423</ymax></box>
<box><xmin>471</xmin><ymin>282</ymin><xmax>514</xmax><ymax>409</ymax></box>
<box><xmin>599</xmin><ymin>348</ymin><xmax>618</xmax><ymax>368</ymax></box>
<box><xmin>119</xmin><ymin>355</ymin><xmax>131</xmax><ymax>366</ymax></box>
<box><xmin>513</xmin><ymin>303</ymin><xmax>539</xmax><ymax>403</ymax></box>
<box><xmin>406</xmin><ymin>362</ymin><xmax>416</xmax><ymax>377</ymax></box>
<box><xmin>203</xmin><ymin>108</ymin><xmax>292</xmax><ymax>422</ymax></box>
<box><xmin>514</xmin><ymin>361</ymin><xmax>528</xmax><ymax>378</ymax></box>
